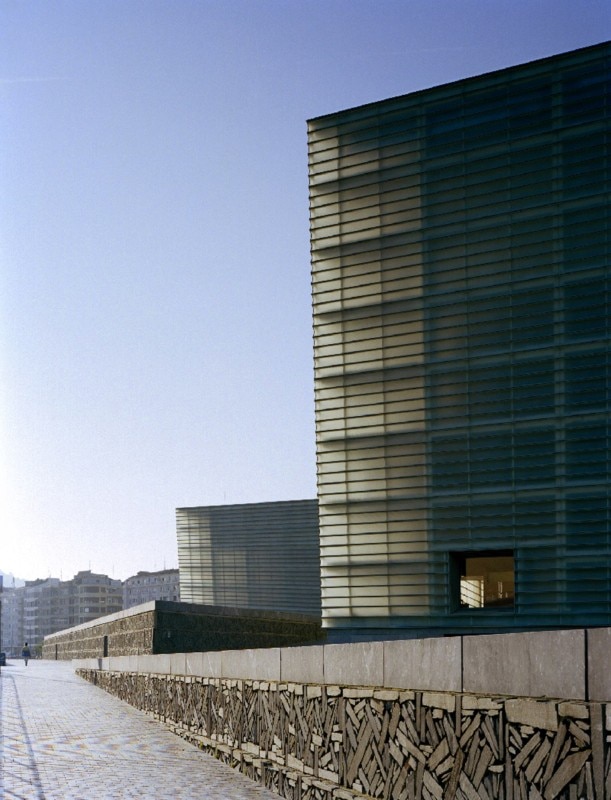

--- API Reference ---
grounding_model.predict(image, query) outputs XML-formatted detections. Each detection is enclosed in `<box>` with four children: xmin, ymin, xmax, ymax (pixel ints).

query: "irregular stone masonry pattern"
<box><xmin>77</xmin><ymin>669</ymin><xmax>611</xmax><ymax>800</ymax></box>
<box><xmin>45</xmin><ymin>610</ymin><xmax>156</xmax><ymax>658</ymax></box>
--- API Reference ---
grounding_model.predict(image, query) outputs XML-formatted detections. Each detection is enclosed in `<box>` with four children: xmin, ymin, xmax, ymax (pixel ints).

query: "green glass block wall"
<box><xmin>308</xmin><ymin>42</ymin><xmax>611</xmax><ymax>635</ymax></box>
<box><xmin>177</xmin><ymin>500</ymin><xmax>321</xmax><ymax>616</ymax></box>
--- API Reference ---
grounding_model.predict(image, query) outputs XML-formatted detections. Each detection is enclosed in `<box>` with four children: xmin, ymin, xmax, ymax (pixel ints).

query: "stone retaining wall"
<box><xmin>77</xmin><ymin>668</ymin><xmax>610</xmax><ymax>800</ymax></box>
<box><xmin>46</xmin><ymin>609</ymin><xmax>156</xmax><ymax>659</ymax></box>
<box><xmin>43</xmin><ymin>600</ymin><xmax>324</xmax><ymax>659</ymax></box>
<box><xmin>74</xmin><ymin>629</ymin><xmax>611</xmax><ymax>799</ymax></box>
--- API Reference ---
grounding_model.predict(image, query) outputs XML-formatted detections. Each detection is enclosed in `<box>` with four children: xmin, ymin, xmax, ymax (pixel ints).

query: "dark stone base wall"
<box><xmin>153</xmin><ymin>607</ymin><xmax>324</xmax><ymax>654</ymax></box>
<box><xmin>43</xmin><ymin>602</ymin><xmax>324</xmax><ymax>659</ymax></box>
<box><xmin>77</xmin><ymin>669</ymin><xmax>609</xmax><ymax>800</ymax></box>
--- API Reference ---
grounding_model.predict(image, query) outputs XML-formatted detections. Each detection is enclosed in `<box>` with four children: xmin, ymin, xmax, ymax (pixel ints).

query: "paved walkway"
<box><xmin>0</xmin><ymin>659</ymin><xmax>280</xmax><ymax>799</ymax></box>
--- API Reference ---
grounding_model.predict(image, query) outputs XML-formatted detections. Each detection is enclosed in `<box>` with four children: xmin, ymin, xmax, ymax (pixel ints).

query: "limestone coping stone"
<box><xmin>107</xmin><ymin>655</ymin><xmax>132</xmax><ymax>672</ymax></box>
<box><xmin>587</xmin><ymin>627</ymin><xmax>611</xmax><ymax>702</ymax></box>
<box><xmin>280</xmin><ymin>645</ymin><xmax>324</xmax><ymax>685</ymax></box>
<box><xmin>170</xmin><ymin>653</ymin><xmax>187</xmax><ymax>675</ymax></box>
<box><xmin>323</xmin><ymin>642</ymin><xmax>384</xmax><ymax>687</ymax></box>
<box><xmin>185</xmin><ymin>650</ymin><xmax>223</xmax><ymax>678</ymax></box>
<box><xmin>383</xmin><ymin>637</ymin><xmax>461</xmax><ymax>693</ymax></box>
<box><xmin>134</xmin><ymin>654</ymin><xmax>169</xmax><ymax>674</ymax></box>
<box><xmin>221</xmin><ymin>647</ymin><xmax>281</xmax><ymax>681</ymax></box>
<box><xmin>72</xmin><ymin>627</ymin><xmax>610</xmax><ymax>703</ymax></box>
<box><xmin>463</xmin><ymin>629</ymin><xmax>586</xmax><ymax>700</ymax></box>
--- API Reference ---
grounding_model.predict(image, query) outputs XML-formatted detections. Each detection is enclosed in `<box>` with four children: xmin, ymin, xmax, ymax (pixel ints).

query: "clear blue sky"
<box><xmin>1</xmin><ymin>0</ymin><xmax>609</xmax><ymax>583</ymax></box>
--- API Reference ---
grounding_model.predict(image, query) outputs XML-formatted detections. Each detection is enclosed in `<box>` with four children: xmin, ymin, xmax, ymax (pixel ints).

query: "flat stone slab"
<box><xmin>463</xmin><ymin>629</ymin><xmax>586</xmax><ymax>700</ymax></box>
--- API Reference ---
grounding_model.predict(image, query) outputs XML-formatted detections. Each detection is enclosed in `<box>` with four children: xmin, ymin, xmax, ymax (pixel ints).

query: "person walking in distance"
<box><xmin>22</xmin><ymin>642</ymin><xmax>31</xmax><ymax>666</ymax></box>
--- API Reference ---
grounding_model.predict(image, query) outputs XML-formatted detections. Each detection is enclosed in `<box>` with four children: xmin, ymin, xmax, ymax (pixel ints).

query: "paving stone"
<box><xmin>0</xmin><ymin>660</ymin><xmax>280</xmax><ymax>799</ymax></box>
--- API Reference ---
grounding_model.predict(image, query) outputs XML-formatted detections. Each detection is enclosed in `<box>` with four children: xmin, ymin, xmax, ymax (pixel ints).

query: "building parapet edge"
<box><xmin>44</xmin><ymin>599</ymin><xmax>322</xmax><ymax>639</ymax></box>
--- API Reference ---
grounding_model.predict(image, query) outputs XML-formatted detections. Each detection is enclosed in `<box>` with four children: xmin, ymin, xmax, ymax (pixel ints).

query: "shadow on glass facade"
<box><xmin>177</xmin><ymin>500</ymin><xmax>321</xmax><ymax>616</ymax></box>
<box><xmin>308</xmin><ymin>42</ymin><xmax>611</xmax><ymax>636</ymax></box>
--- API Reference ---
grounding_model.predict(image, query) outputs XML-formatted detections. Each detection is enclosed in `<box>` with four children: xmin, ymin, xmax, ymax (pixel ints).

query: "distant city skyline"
<box><xmin>1</xmin><ymin>1</ymin><xmax>610</xmax><ymax>582</ymax></box>
<box><xmin>1</xmin><ymin>570</ymin><xmax>25</xmax><ymax>588</ymax></box>
<box><xmin>0</xmin><ymin>565</ymin><xmax>177</xmax><ymax>588</ymax></box>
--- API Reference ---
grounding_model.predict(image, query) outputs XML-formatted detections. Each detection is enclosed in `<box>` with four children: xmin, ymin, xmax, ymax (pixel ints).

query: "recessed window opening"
<box><xmin>452</xmin><ymin>550</ymin><xmax>515</xmax><ymax>609</ymax></box>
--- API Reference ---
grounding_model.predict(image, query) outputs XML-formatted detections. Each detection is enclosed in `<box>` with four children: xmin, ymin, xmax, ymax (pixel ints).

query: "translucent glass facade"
<box><xmin>177</xmin><ymin>500</ymin><xmax>320</xmax><ymax>616</ymax></box>
<box><xmin>308</xmin><ymin>42</ymin><xmax>611</xmax><ymax>634</ymax></box>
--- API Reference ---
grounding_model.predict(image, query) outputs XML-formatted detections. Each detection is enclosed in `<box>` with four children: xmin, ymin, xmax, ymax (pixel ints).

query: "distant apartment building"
<box><xmin>68</xmin><ymin>570</ymin><xmax>123</xmax><ymax>626</ymax></box>
<box><xmin>1</xmin><ymin>586</ymin><xmax>25</xmax><ymax>655</ymax></box>
<box><xmin>1</xmin><ymin>571</ymin><xmax>122</xmax><ymax>652</ymax></box>
<box><xmin>177</xmin><ymin>500</ymin><xmax>321</xmax><ymax>616</ymax></box>
<box><xmin>308</xmin><ymin>42</ymin><xmax>611</xmax><ymax>637</ymax></box>
<box><xmin>123</xmin><ymin>568</ymin><xmax>180</xmax><ymax>609</ymax></box>
<box><xmin>23</xmin><ymin>578</ymin><xmax>62</xmax><ymax>648</ymax></box>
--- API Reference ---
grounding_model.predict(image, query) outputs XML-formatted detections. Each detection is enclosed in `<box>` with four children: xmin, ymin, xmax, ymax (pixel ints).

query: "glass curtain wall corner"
<box><xmin>308</xmin><ymin>42</ymin><xmax>611</xmax><ymax>635</ymax></box>
<box><xmin>177</xmin><ymin>499</ymin><xmax>321</xmax><ymax>616</ymax></box>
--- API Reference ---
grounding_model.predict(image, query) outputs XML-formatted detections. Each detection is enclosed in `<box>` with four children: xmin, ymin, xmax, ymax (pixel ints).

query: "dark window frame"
<box><xmin>449</xmin><ymin>549</ymin><xmax>515</xmax><ymax>612</ymax></box>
